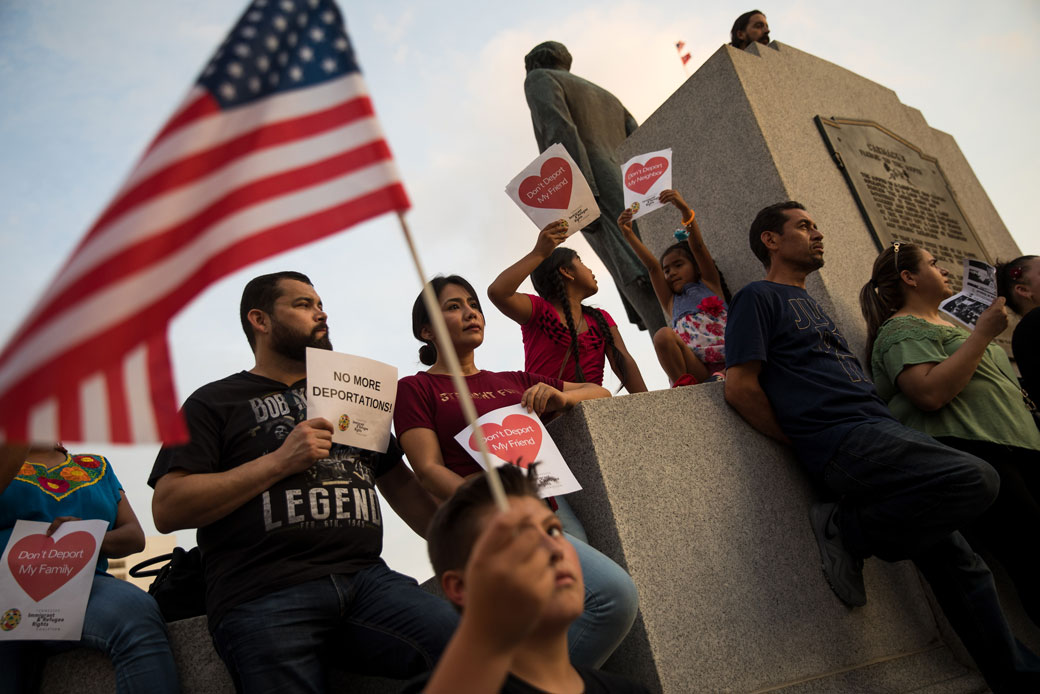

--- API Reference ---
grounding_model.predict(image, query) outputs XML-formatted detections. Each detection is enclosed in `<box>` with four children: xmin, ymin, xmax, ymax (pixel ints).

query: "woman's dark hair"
<box><xmin>859</xmin><ymin>242</ymin><xmax>928</xmax><ymax>370</ymax></box>
<box><xmin>411</xmin><ymin>275</ymin><xmax>483</xmax><ymax>366</ymax></box>
<box><xmin>530</xmin><ymin>248</ymin><xmax>626</xmax><ymax>386</ymax></box>
<box><xmin>658</xmin><ymin>242</ymin><xmax>733</xmax><ymax>303</ymax></box>
<box><xmin>730</xmin><ymin>9</ymin><xmax>764</xmax><ymax>47</ymax></box>
<box><xmin>995</xmin><ymin>255</ymin><xmax>1037</xmax><ymax>316</ymax></box>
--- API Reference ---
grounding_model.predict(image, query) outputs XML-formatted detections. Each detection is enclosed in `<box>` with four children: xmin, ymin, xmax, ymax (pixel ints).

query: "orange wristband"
<box><xmin>682</xmin><ymin>209</ymin><xmax>695</xmax><ymax>226</ymax></box>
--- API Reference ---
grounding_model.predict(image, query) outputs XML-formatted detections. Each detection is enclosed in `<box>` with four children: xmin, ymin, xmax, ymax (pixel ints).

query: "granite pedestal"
<box><xmin>618</xmin><ymin>41</ymin><xmax>1022</xmax><ymax>360</ymax></box>
<box><xmin>545</xmin><ymin>385</ymin><xmax>1038</xmax><ymax>693</ymax></box>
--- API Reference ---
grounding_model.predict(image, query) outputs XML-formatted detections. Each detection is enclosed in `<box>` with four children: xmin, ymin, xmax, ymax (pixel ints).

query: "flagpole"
<box><xmin>396</xmin><ymin>213</ymin><xmax>510</xmax><ymax>512</ymax></box>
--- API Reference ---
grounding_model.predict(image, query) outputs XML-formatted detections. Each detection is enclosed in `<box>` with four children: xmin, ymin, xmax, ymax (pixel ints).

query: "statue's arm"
<box><xmin>524</xmin><ymin>72</ymin><xmax>596</xmax><ymax>192</ymax></box>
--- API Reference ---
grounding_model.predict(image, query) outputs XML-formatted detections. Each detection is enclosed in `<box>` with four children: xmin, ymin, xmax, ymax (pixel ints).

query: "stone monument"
<box><xmin>618</xmin><ymin>40</ymin><xmax>1022</xmax><ymax>361</ymax></box>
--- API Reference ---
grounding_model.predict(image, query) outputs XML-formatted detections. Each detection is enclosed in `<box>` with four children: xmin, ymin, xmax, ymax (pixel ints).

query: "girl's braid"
<box><xmin>547</xmin><ymin>266</ymin><xmax>586</xmax><ymax>382</ymax></box>
<box><xmin>582</xmin><ymin>304</ymin><xmax>627</xmax><ymax>389</ymax></box>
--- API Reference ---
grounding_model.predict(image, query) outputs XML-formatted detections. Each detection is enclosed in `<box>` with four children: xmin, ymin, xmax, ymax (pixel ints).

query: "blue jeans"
<box><xmin>825</xmin><ymin>419</ymin><xmax>1040</xmax><ymax>692</ymax></box>
<box><xmin>556</xmin><ymin>495</ymin><xmax>639</xmax><ymax>668</ymax></box>
<box><xmin>211</xmin><ymin>562</ymin><xmax>458</xmax><ymax>694</ymax></box>
<box><xmin>568</xmin><ymin>533</ymin><xmax>639</xmax><ymax>669</ymax></box>
<box><xmin>0</xmin><ymin>573</ymin><xmax>179</xmax><ymax>694</ymax></box>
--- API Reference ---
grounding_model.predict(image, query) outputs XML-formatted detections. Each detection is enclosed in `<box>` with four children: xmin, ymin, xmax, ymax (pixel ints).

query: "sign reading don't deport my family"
<box><xmin>306</xmin><ymin>347</ymin><xmax>397</xmax><ymax>453</ymax></box>
<box><xmin>0</xmin><ymin>519</ymin><xmax>107</xmax><ymax>641</ymax></box>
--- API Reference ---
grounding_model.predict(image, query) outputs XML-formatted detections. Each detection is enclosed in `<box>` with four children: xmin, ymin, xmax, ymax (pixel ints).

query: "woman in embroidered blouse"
<box><xmin>0</xmin><ymin>444</ymin><xmax>179</xmax><ymax>693</ymax></box>
<box><xmin>860</xmin><ymin>243</ymin><xmax>1040</xmax><ymax>627</ymax></box>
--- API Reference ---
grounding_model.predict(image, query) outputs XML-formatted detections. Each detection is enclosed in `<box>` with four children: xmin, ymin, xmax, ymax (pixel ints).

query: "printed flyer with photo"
<box><xmin>0</xmin><ymin>519</ymin><xmax>107</xmax><ymax>641</ymax></box>
<box><xmin>454</xmin><ymin>404</ymin><xmax>581</xmax><ymax>499</ymax></box>
<box><xmin>940</xmin><ymin>258</ymin><xmax>997</xmax><ymax>329</ymax></box>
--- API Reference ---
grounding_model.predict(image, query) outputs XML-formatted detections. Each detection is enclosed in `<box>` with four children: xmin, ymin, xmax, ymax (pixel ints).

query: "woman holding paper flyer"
<box><xmin>860</xmin><ymin>243</ymin><xmax>1040</xmax><ymax>626</ymax></box>
<box><xmin>0</xmin><ymin>444</ymin><xmax>179</xmax><ymax>693</ymax></box>
<box><xmin>488</xmin><ymin>219</ymin><xmax>647</xmax><ymax>393</ymax></box>
<box><xmin>395</xmin><ymin>275</ymin><xmax>638</xmax><ymax>668</ymax></box>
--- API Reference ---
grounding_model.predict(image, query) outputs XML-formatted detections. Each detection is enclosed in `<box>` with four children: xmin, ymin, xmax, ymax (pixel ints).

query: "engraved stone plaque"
<box><xmin>815</xmin><ymin>116</ymin><xmax>1012</xmax><ymax>353</ymax></box>
<box><xmin>815</xmin><ymin>116</ymin><xmax>992</xmax><ymax>287</ymax></box>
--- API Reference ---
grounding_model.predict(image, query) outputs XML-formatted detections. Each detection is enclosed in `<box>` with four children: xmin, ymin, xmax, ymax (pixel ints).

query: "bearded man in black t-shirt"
<box><xmin>723</xmin><ymin>202</ymin><xmax>1040</xmax><ymax>692</ymax></box>
<box><xmin>149</xmin><ymin>271</ymin><xmax>457</xmax><ymax>692</ymax></box>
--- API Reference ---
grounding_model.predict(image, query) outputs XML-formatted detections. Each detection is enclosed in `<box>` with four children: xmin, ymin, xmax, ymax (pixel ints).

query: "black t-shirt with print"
<box><xmin>149</xmin><ymin>371</ymin><xmax>401</xmax><ymax>629</ymax></box>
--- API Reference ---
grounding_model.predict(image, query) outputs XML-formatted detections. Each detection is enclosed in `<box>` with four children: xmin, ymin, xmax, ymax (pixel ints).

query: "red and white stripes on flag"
<box><xmin>676</xmin><ymin>40</ymin><xmax>692</xmax><ymax>66</ymax></box>
<box><xmin>0</xmin><ymin>1</ymin><xmax>407</xmax><ymax>444</ymax></box>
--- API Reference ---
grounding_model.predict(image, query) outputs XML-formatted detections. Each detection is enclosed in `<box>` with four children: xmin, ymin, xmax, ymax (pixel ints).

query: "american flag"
<box><xmin>0</xmin><ymin>0</ymin><xmax>408</xmax><ymax>445</ymax></box>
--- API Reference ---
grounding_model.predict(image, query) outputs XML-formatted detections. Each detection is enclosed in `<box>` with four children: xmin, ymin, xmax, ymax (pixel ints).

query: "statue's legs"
<box><xmin>580</xmin><ymin>217</ymin><xmax>667</xmax><ymax>335</ymax></box>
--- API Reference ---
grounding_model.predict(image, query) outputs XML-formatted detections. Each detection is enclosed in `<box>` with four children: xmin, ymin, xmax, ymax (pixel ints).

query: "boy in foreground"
<box><xmin>404</xmin><ymin>466</ymin><xmax>648</xmax><ymax>693</ymax></box>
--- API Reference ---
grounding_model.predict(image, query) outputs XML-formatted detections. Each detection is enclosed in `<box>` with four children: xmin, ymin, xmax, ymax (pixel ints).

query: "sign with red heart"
<box><xmin>518</xmin><ymin>158</ymin><xmax>573</xmax><ymax>209</ymax></box>
<box><xmin>625</xmin><ymin>157</ymin><xmax>670</xmax><ymax>194</ymax></box>
<box><xmin>505</xmin><ymin>143</ymin><xmax>600</xmax><ymax>234</ymax></box>
<box><xmin>455</xmin><ymin>404</ymin><xmax>582</xmax><ymax>499</ymax></box>
<box><xmin>0</xmin><ymin>519</ymin><xmax>107</xmax><ymax>641</ymax></box>
<box><xmin>9</xmin><ymin>532</ymin><xmax>96</xmax><ymax>602</ymax></box>
<box><xmin>469</xmin><ymin>414</ymin><xmax>544</xmax><ymax>467</ymax></box>
<box><xmin>620</xmin><ymin>148</ymin><xmax>673</xmax><ymax>221</ymax></box>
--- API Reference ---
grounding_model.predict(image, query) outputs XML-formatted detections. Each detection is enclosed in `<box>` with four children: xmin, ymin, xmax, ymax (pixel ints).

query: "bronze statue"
<box><xmin>523</xmin><ymin>41</ymin><xmax>666</xmax><ymax>334</ymax></box>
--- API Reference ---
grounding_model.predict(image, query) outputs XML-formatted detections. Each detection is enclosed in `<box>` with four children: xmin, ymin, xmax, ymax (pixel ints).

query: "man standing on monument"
<box><xmin>523</xmin><ymin>41</ymin><xmax>666</xmax><ymax>335</ymax></box>
<box><xmin>723</xmin><ymin>202</ymin><xmax>1040</xmax><ymax>692</ymax></box>
<box><xmin>730</xmin><ymin>10</ymin><xmax>770</xmax><ymax>49</ymax></box>
<box><xmin>149</xmin><ymin>271</ymin><xmax>458</xmax><ymax>692</ymax></box>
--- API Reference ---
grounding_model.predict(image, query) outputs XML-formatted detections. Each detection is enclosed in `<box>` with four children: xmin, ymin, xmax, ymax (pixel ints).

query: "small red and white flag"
<box><xmin>676</xmin><ymin>40</ymin><xmax>692</xmax><ymax>66</ymax></box>
<box><xmin>0</xmin><ymin>0</ymin><xmax>408</xmax><ymax>444</ymax></box>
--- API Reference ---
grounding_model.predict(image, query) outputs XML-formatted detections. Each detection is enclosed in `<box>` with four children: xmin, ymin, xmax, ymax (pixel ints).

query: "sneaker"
<box><xmin>705</xmin><ymin>371</ymin><xmax>726</xmax><ymax>383</ymax></box>
<box><xmin>809</xmin><ymin>502</ymin><xmax>866</xmax><ymax>607</ymax></box>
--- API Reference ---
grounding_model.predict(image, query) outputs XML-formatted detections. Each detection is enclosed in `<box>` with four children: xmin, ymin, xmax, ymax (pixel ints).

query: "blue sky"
<box><xmin>2</xmin><ymin>0</ymin><xmax>1037</xmax><ymax>579</ymax></box>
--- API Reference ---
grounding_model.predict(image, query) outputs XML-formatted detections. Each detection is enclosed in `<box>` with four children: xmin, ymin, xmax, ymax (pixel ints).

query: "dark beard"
<box><xmin>270</xmin><ymin>320</ymin><xmax>333</xmax><ymax>362</ymax></box>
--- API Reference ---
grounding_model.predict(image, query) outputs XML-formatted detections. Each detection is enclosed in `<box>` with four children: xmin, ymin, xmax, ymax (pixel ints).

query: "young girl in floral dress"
<box><xmin>619</xmin><ymin>189</ymin><xmax>729</xmax><ymax>385</ymax></box>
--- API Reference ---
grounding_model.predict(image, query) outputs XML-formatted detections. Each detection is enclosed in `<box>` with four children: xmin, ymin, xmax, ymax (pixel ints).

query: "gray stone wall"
<box><xmin>547</xmin><ymin>386</ymin><xmax>1037</xmax><ymax>693</ymax></box>
<box><xmin>619</xmin><ymin>41</ymin><xmax>1021</xmax><ymax>361</ymax></box>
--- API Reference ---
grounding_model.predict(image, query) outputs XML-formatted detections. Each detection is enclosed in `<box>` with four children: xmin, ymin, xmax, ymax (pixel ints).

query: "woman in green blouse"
<box><xmin>860</xmin><ymin>243</ymin><xmax>1040</xmax><ymax>628</ymax></box>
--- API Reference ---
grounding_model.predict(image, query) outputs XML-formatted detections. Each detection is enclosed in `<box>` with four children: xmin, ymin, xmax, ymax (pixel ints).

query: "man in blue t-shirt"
<box><xmin>724</xmin><ymin>201</ymin><xmax>1040</xmax><ymax>692</ymax></box>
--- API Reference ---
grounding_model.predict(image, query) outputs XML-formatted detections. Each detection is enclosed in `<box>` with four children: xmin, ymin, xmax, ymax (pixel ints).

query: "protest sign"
<box><xmin>505</xmin><ymin>143</ymin><xmax>600</xmax><ymax>234</ymax></box>
<box><xmin>454</xmin><ymin>404</ymin><xmax>581</xmax><ymax>499</ymax></box>
<box><xmin>621</xmin><ymin>148</ymin><xmax>672</xmax><ymax>220</ymax></box>
<box><xmin>306</xmin><ymin>348</ymin><xmax>397</xmax><ymax>453</ymax></box>
<box><xmin>940</xmin><ymin>258</ymin><xmax>998</xmax><ymax>329</ymax></box>
<box><xmin>0</xmin><ymin>519</ymin><xmax>107</xmax><ymax>641</ymax></box>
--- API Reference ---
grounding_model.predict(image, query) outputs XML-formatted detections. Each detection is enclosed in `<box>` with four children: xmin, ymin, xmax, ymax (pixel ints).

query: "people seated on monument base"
<box><xmin>619</xmin><ymin>189</ymin><xmax>731</xmax><ymax>386</ymax></box>
<box><xmin>395</xmin><ymin>275</ymin><xmax>639</xmax><ymax>669</ymax></box>
<box><xmin>862</xmin><ymin>243</ymin><xmax>1040</xmax><ymax>629</ymax></box>
<box><xmin>723</xmin><ymin>201</ymin><xmax>1040</xmax><ymax>692</ymax></box>
<box><xmin>149</xmin><ymin>271</ymin><xmax>459</xmax><ymax>692</ymax></box>
<box><xmin>402</xmin><ymin>465</ymin><xmax>650</xmax><ymax>694</ymax></box>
